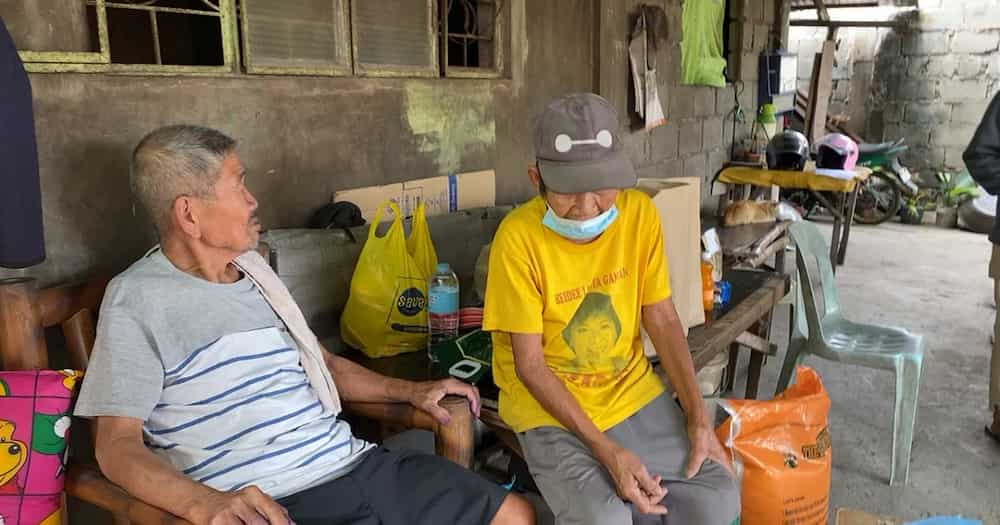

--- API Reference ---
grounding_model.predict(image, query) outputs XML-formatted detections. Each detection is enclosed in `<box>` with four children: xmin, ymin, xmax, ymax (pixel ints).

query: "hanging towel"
<box><xmin>234</xmin><ymin>250</ymin><xmax>343</xmax><ymax>415</ymax></box>
<box><xmin>0</xmin><ymin>19</ymin><xmax>46</xmax><ymax>268</ymax></box>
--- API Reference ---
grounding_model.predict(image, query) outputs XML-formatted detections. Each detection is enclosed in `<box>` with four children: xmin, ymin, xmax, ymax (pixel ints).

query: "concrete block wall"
<box><xmin>608</xmin><ymin>0</ymin><xmax>778</xmax><ymax>212</ymax></box>
<box><xmin>791</xmin><ymin>1</ymin><xmax>1000</xmax><ymax>173</ymax></box>
<box><xmin>878</xmin><ymin>0</ymin><xmax>1000</xmax><ymax>171</ymax></box>
<box><xmin>789</xmin><ymin>25</ymin><xmax>880</xmax><ymax>138</ymax></box>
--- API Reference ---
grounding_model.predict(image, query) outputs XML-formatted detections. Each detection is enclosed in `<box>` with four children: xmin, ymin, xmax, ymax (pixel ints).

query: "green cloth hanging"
<box><xmin>681</xmin><ymin>0</ymin><xmax>727</xmax><ymax>87</ymax></box>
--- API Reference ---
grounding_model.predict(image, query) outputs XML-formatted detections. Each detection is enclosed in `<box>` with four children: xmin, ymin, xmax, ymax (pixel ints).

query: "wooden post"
<box><xmin>829</xmin><ymin>192</ymin><xmax>845</xmax><ymax>270</ymax></box>
<box><xmin>814</xmin><ymin>0</ymin><xmax>830</xmax><ymax>22</ymax></box>
<box><xmin>745</xmin><ymin>312</ymin><xmax>774</xmax><ymax>400</ymax></box>
<box><xmin>805</xmin><ymin>41</ymin><xmax>836</xmax><ymax>144</ymax></box>
<box><xmin>0</xmin><ymin>277</ymin><xmax>48</xmax><ymax>370</ymax></box>
<box><xmin>63</xmin><ymin>309</ymin><xmax>96</xmax><ymax>371</ymax></box>
<box><xmin>725</xmin><ymin>343</ymin><xmax>740</xmax><ymax>394</ymax></box>
<box><xmin>838</xmin><ymin>183</ymin><xmax>861</xmax><ymax>265</ymax></box>
<box><xmin>434</xmin><ymin>396</ymin><xmax>475</xmax><ymax>468</ymax></box>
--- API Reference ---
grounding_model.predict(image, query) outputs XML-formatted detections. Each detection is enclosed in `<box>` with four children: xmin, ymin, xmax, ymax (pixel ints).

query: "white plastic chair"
<box><xmin>775</xmin><ymin>221</ymin><xmax>925</xmax><ymax>486</ymax></box>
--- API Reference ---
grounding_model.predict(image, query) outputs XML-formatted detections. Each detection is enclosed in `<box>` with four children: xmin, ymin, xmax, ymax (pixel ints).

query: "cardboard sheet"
<box><xmin>335</xmin><ymin>170</ymin><xmax>496</xmax><ymax>222</ymax></box>
<box><xmin>834</xmin><ymin>508</ymin><xmax>902</xmax><ymax>525</ymax></box>
<box><xmin>636</xmin><ymin>177</ymin><xmax>705</xmax><ymax>338</ymax></box>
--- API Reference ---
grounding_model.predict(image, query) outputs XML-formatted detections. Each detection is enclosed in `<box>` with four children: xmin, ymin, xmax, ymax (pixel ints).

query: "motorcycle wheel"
<box><xmin>853</xmin><ymin>171</ymin><xmax>902</xmax><ymax>225</ymax></box>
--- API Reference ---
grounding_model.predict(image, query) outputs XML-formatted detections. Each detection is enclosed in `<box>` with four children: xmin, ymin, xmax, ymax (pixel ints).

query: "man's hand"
<box><xmin>189</xmin><ymin>486</ymin><xmax>292</xmax><ymax>525</ymax></box>
<box><xmin>408</xmin><ymin>378</ymin><xmax>481</xmax><ymax>425</ymax></box>
<box><xmin>596</xmin><ymin>443</ymin><xmax>667</xmax><ymax>516</ymax></box>
<box><xmin>685</xmin><ymin>422</ymin><xmax>736</xmax><ymax>480</ymax></box>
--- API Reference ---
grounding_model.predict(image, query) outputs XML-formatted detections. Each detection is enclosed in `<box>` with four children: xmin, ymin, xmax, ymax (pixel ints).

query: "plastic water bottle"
<box><xmin>428</xmin><ymin>262</ymin><xmax>460</xmax><ymax>361</ymax></box>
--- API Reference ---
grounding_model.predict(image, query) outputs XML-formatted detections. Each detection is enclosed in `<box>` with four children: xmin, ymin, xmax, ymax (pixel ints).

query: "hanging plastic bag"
<box><xmin>629</xmin><ymin>5</ymin><xmax>668</xmax><ymax>130</ymax></box>
<box><xmin>341</xmin><ymin>200</ymin><xmax>438</xmax><ymax>357</ymax></box>
<box><xmin>716</xmin><ymin>366</ymin><xmax>832</xmax><ymax>525</ymax></box>
<box><xmin>407</xmin><ymin>199</ymin><xmax>437</xmax><ymax>279</ymax></box>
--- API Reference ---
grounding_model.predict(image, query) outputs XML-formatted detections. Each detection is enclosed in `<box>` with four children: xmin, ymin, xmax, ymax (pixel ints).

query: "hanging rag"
<box><xmin>629</xmin><ymin>4</ymin><xmax>668</xmax><ymax>131</ymax></box>
<box><xmin>233</xmin><ymin>250</ymin><xmax>343</xmax><ymax>415</ymax></box>
<box><xmin>0</xmin><ymin>19</ymin><xmax>46</xmax><ymax>268</ymax></box>
<box><xmin>681</xmin><ymin>0</ymin><xmax>727</xmax><ymax>87</ymax></box>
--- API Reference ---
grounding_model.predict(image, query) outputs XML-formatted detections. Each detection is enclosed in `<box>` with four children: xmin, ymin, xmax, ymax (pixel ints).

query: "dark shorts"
<box><xmin>276</xmin><ymin>446</ymin><xmax>508</xmax><ymax>525</ymax></box>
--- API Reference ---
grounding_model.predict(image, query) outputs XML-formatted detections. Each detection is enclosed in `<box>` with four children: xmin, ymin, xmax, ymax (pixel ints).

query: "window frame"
<box><xmin>240</xmin><ymin>0</ymin><xmax>353</xmax><ymax>76</ymax></box>
<box><xmin>15</xmin><ymin>0</ymin><xmax>508</xmax><ymax>78</ymax></box>
<box><xmin>440</xmin><ymin>0</ymin><xmax>504</xmax><ymax>79</ymax></box>
<box><xmin>16</xmin><ymin>0</ymin><xmax>110</xmax><ymax>68</ymax></box>
<box><xmin>349</xmin><ymin>0</ymin><xmax>440</xmax><ymax>78</ymax></box>
<box><xmin>19</xmin><ymin>0</ymin><xmax>238</xmax><ymax>75</ymax></box>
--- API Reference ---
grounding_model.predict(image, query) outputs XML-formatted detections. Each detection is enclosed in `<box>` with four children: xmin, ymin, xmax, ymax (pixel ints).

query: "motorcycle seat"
<box><xmin>859</xmin><ymin>140</ymin><xmax>902</xmax><ymax>155</ymax></box>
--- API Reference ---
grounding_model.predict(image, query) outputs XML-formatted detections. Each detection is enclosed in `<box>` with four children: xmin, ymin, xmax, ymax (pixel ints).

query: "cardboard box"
<box><xmin>835</xmin><ymin>508</ymin><xmax>903</xmax><ymax>525</ymax></box>
<box><xmin>636</xmin><ymin>177</ymin><xmax>706</xmax><ymax>341</ymax></box>
<box><xmin>335</xmin><ymin>170</ymin><xmax>496</xmax><ymax>222</ymax></box>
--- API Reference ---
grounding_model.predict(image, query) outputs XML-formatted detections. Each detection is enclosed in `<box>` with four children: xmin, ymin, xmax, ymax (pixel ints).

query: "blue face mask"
<box><xmin>542</xmin><ymin>204</ymin><xmax>618</xmax><ymax>240</ymax></box>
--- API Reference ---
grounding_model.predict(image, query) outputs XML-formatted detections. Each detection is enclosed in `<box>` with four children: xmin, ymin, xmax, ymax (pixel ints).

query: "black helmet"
<box><xmin>766</xmin><ymin>130</ymin><xmax>810</xmax><ymax>171</ymax></box>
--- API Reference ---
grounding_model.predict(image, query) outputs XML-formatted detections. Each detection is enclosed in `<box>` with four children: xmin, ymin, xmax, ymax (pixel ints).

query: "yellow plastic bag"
<box><xmin>407</xmin><ymin>200</ymin><xmax>437</xmax><ymax>280</ymax></box>
<box><xmin>341</xmin><ymin>200</ymin><xmax>438</xmax><ymax>357</ymax></box>
<box><xmin>716</xmin><ymin>366</ymin><xmax>832</xmax><ymax>525</ymax></box>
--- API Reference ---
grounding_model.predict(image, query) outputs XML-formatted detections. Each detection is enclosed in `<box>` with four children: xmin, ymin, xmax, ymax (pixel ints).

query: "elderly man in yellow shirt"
<box><xmin>483</xmin><ymin>93</ymin><xmax>740</xmax><ymax>525</ymax></box>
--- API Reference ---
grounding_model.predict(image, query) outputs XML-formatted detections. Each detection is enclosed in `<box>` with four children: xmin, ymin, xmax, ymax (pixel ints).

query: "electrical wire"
<box><xmin>727</xmin><ymin>80</ymin><xmax>746</xmax><ymax>160</ymax></box>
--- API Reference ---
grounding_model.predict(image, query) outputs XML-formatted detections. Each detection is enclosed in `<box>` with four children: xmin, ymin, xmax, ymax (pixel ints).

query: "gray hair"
<box><xmin>130</xmin><ymin>125</ymin><xmax>237</xmax><ymax>234</ymax></box>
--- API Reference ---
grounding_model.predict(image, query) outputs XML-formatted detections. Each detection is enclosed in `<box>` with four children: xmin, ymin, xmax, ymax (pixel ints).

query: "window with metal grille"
<box><xmin>10</xmin><ymin>0</ymin><xmax>507</xmax><ymax>78</ymax></box>
<box><xmin>103</xmin><ymin>0</ymin><xmax>228</xmax><ymax>68</ymax></box>
<box><xmin>240</xmin><ymin>0</ymin><xmax>351</xmax><ymax>75</ymax></box>
<box><xmin>9</xmin><ymin>0</ymin><xmax>237</xmax><ymax>74</ymax></box>
<box><xmin>440</xmin><ymin>0</ymin><xmax>503</xmax><ymax>78</ymax></box>
<box><xmin>351</xmin><ymin>0</ymin><xmax>438</xmax><ymax>77</ymax></box>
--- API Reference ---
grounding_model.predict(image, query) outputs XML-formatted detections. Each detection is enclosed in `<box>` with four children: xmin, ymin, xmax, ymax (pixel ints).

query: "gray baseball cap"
<box><xmin>535</xmin><ymin>93</ymin><xmax>637</xmax><ymax>194</ymax></box>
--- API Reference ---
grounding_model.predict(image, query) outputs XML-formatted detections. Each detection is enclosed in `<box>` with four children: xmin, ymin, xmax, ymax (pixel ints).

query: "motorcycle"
<box><xmin>783</xmin><ymin>138</ymin><xmax>919</xmax><ymax>225</ymax></box>
<box><xmin>853</xmin><ymin>139</ymin><xmax>919</xmax><ymax>224</ymax></box>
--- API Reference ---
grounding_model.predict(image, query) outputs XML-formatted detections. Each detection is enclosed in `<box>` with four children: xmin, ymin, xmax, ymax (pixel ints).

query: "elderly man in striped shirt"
<box><xmin>75</xmin><ymin>125</ymin><xmax>534</xmax><ymax>525</ymax></box>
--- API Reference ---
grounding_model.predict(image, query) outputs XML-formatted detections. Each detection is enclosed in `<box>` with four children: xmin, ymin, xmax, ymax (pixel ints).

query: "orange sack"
<box><xmin>716</xmin><ymin>367</ymin><xmax>832</xmax><ymax>525</ymax></box>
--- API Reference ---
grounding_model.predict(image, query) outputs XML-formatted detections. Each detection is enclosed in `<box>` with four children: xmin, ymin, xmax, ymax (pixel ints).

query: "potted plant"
<box><xmin>935</xmin><ymin>170</ymin><xmax>980</xmax><ymax>228</ymax></box>
<box><xmin>901</xmin><ymin>190</ymin><xmax>932</xmax><ymax>225</ymax></box>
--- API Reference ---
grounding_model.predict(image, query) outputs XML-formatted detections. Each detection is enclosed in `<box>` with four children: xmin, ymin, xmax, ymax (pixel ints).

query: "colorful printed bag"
<box><xmin>0</xmin><ymin>370</ymin><xmax>82</xmax><ymax>525</ymax></box>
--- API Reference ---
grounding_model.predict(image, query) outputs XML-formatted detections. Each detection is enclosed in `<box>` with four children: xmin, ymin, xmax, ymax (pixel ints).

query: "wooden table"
<box><xmin>340</xmin><ymin>270</ymin><xmax>789</xmax><ymax>462</ymax></box>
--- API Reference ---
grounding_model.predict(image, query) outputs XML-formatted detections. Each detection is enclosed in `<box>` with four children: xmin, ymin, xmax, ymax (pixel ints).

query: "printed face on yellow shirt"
<box><xmin>562</xmin><ymin>292</ymin><xmax>622</xmax><ymax>370</ymax></box>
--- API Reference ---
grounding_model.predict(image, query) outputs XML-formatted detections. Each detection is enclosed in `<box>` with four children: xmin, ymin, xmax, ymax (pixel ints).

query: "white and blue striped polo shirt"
<box><xmin>76</xmin><ymin>248</ymin><xmax>373</xmax><ymax>498</ymax></box>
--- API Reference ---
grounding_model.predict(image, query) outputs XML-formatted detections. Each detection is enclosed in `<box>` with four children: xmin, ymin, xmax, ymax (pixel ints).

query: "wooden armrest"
<box><xmin>63</xmin><ymin>398</ymin><xmax>473</xmax><ymax>523</ymax></box>
<box><xmin>66</xmin><ymin>463</ymin><xmax>190</xmax><ymax>525</ymax></box>
<box><xmin>342</xmin><ymin>395</ymin><xmax>474</xmax><ymax>468</ymax></box>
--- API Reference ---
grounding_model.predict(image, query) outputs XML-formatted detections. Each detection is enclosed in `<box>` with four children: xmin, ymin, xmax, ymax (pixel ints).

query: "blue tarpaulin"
<box><xmin>906</xmin><ymin>518</ymin><xmax>982</xmax><ymax>525</ymax></box>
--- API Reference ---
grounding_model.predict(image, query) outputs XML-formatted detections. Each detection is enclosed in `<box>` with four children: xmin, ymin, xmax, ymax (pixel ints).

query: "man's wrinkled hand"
<box><xmin>598</xmin><ymin>443</ymin><xmax>667</xmax><ymax>516</ymax></box>
<box><xmin>685</xmin><ymin>422</ymin><xmax>735</xmax><ymax>480</ymax></box>
<box><xmin>189</xmin><ymin>485</ymin><xmax>292</xmax><ymax>525</ymax></box>
<box><xmin>409</xmin><ymin>378</ymin><xmax>481</xmax><ymax>425</ymax></box>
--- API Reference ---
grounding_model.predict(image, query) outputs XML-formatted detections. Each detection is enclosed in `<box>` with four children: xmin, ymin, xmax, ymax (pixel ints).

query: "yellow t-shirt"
<box><xmin>482</xmin><ymin>189</ymin><xmax>671</xmax><ymax>433</ymax></box>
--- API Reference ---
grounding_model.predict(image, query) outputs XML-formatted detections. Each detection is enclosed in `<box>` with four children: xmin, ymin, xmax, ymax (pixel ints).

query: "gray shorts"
<box><xmin>517</xmin><ymin>394</ymin><xmax>740</xmax><ymax>525</ymax></box>
<box><xmin>277</xmin><ymin>446</ymin><xmax>508</xmax><ymax>525</ymax></box>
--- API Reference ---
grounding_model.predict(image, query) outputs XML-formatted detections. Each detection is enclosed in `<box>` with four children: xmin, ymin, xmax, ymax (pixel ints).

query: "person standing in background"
<box><xmin>962</xmin><ymin>92</ymin><xmax>1000</xmax><ymax>443</ymax></box>
<box><xmin>0</xmin><ymin>18</ymin><xmax>46</xmax><ymax>269</ymax></box>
